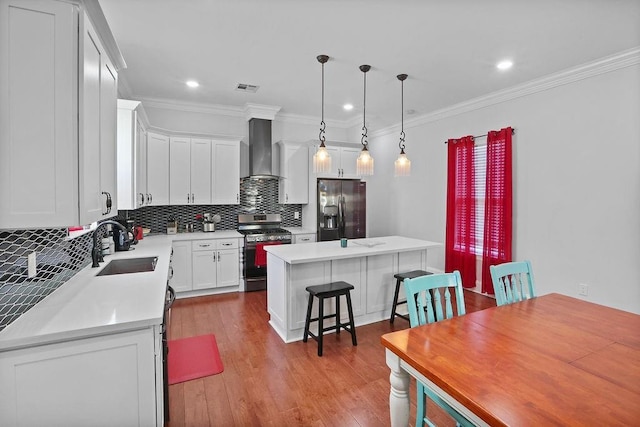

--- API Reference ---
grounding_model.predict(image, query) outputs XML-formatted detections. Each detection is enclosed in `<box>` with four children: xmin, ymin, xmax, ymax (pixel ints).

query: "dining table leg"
<box><xmin>385</xmin><ymin>349</ymin><xmax>411</xmax><ymax>427</ymax></box>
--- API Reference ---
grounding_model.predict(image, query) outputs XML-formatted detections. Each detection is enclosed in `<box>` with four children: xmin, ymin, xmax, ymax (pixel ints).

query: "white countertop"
<box><xmin>0</xmin><ymin>235</ymin><xmax>176</xmax><ymax>351</ymax></box>
<box><xmin>159</xmin><ymin>230</ymin><xmax>242</xmax><ymax>240</ymax></box>
<box><xmin>265</xmin><ymin>235</ymin><xmax>441</xmax><ymax>264</ymax></box>
<box><xmin>284</xmin><ymin>227</ymin><xmax>316</xmax><ymax>235</ymax></box>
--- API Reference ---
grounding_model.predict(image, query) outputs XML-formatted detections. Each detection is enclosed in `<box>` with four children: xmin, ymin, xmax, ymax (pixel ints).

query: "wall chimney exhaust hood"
<box><xmin>244</xmin><ymin>104</ymin><xmax>281</xmax><ymax>180</ymax></box>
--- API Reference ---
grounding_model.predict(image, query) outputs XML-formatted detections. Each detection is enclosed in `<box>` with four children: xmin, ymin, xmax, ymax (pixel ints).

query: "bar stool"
<box><xmin>390</xmin><ymin>270</ymin><xmax>432</xmax><ymax>323</ymax></box>
<box><xmin>303</xmin><ymin>281</ymin><xmax>357</xmax><ymax>356</ymax></box>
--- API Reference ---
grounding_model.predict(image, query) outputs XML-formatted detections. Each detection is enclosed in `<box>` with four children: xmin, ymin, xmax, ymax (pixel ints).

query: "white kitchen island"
<box><xmin>265</xmin><ymin>236</ymin><xmax>441</xmax><ymax>343</ymax></box>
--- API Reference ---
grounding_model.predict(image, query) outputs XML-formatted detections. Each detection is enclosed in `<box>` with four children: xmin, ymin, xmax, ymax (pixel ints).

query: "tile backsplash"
<box><xmin>0</xmin><ymin>177</ymin><xmax>302</xmax><ymax>331</ymax></box>
<box><xmin>121</xmin><ymin>178</ymin><xmax>302</xmax><ymax>232</ymax></box>
<box><xmin>0</xmin><ymin>229</ymin><xmax>94</xmax><ymax>331</ymax></box>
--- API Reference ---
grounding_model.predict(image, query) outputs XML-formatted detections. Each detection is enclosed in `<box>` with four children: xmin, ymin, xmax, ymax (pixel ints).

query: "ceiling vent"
<box><xmin>236</xmin><ymin>83</ymin><xmax>259</xmax><ymax>93</ymax></box>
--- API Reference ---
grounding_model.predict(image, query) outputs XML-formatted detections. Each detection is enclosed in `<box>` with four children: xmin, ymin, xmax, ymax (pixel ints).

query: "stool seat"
<box><xmin>303</xmin><ymin>281</ymin><xmax>357</xmax><ymax>356</ymax></box>
<box><xmin>306</xmin><ymin>281</ymin><xmax>354</xmax><ymax>297</ymax></box>
<box><xmin>394</xmin><ymin>270</ymin><xmax>431</xmax><ymax>281</ymax></box>
<box><xmin>390</xmin><ymin>270</ymin><xmax>432</xmax><ymax>323</ymax></box>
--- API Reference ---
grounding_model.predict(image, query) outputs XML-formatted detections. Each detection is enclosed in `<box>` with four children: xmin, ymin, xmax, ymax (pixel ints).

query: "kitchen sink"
<box><xmin>96</xmin><ymin>256</ymin><xmax>158</xmax><ymax>276</ymax></box>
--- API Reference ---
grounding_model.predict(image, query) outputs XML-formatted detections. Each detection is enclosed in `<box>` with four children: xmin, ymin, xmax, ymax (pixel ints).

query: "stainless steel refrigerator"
<box><xmin>317</xmin><ymin>179</ymin><xmax>366</xmax><ymax>241</ymax></box>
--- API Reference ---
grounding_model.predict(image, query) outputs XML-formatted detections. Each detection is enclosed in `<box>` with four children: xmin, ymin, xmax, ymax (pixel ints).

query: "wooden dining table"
<box><xmin>381</xmin><ymin>293</ymin><xmax>640</xmax><ymax>426</ymax></box>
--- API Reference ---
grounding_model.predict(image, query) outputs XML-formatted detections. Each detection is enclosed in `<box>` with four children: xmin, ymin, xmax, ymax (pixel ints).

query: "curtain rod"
<box><xmin>444</xmin><ymin>128</ymin><xmax>515</xmax><ymax>144</ymax></box>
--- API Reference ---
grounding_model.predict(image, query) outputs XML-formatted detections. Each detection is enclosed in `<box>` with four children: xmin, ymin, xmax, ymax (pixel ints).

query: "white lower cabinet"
<box><xmin>170</xmin><ymin>240</ymin><xmax>193</xmax><ymax>292</ymax></box>
<box><xmin>192</xmin><ymin>248</ymin><xmax>216</xmax><ymax>290</ymax></box>
<box><xmin>0</xmin><ymin>327</ymin><xmax>162</xmax><ymax>426</ymax></box>
<box><xmin>172</xmin><ymin>238</ymin><xmax>240</xmax><ymax>294</ymax></box>
<box><xmin>294</xmin><ymin>233</ymin><xmax>316</xmax><ymax>244</ymax></box>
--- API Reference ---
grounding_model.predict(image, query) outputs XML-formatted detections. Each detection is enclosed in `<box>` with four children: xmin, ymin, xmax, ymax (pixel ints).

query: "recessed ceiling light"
<box><xmin>343</xmin><ymin>104</ymin><xmax>354</xmax><ymax>111</ymax></box>
<box><xmin>496</xmin><ymin>60</ymin><xmax>513</xmax><ymax>71</ymax></box>
<box><xmin>186</xmin><ymin>80</ymin><xmax>199</xmax><ymax>88</ymax></box>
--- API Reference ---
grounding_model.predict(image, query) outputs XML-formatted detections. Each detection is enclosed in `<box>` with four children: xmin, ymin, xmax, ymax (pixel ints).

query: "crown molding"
<box><xmin>140</xmin><ymin>97</ymin><xmax>246</xmax><ymax>117</ymax></box>
<box><xmin>116</xmin><ymin>99</ymin><xmax>140</xmax><ymax>111</ymax></box>
<box><xmin>81</xmin><ymin>0</ymin><xmax>126</xmax><ymax>71</ymax></box>
<box><xmin>145</xmin><ymin>124</ymin><xmax>244</xmax><ymax>142</ymax></box>
<box><xmin>243</xmin><ymin>103</ymin><xmax>281</xmax><ymax>121</ymax></box>
<box><xmin>138</xmin><ymin>96</ymin><xmax>354</xmax><ymax>128</ymax></box>
<box><xmin>116</xmin><ymin>74</ymin><xmax>134</xmax><ymax>99</ymax></box>
<box><xmin>370</xmin><ymin>47</ymin><xmax>640</xmax><ymax>139</ymax></box>
<box><xmin>136</xmin><ymin>103</ymin><xmax>151</xmax><ymax>129</ymax></box>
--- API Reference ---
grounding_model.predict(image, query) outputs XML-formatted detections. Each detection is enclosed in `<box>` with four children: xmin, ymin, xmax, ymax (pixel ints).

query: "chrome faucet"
<box><xmin>91</xmin><ymin>220</ymin><xmax>130</xmax><ymax>268</ymax></box>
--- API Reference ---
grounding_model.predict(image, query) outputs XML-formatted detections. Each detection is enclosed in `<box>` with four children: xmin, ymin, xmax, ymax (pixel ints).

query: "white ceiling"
<box><xmin>100</xmin><ymin>0</ymin><xmax>640</xmax><ymax>129</ymax></box>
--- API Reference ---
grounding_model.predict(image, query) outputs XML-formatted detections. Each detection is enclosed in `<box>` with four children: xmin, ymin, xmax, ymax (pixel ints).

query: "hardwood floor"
<box><xmin>166</xmin><ymin>290</ymin><xmax>495</xmax><ymax>426</ymax></box>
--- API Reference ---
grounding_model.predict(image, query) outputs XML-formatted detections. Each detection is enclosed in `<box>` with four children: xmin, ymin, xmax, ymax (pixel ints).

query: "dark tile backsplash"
<box><xmin>0</xmin><ymin>177</ymin><xmax>302</xmax><ymax>331</ymax></box>
<box><xmin>120</xmin><ymin>178</ymin><xmax>302</xmax><ymax>232</ymax></box>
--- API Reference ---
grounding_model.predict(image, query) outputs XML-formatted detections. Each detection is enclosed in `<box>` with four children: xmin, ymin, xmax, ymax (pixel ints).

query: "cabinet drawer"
<box><xmin>296</xmin><ymin>234</ymin><xmax>316</xmax><ymax>244</ymax></box>
<box><xmin>216</xmin><ymin>239</ymin><xmax>239</xmax><ymax>250</ymax></box>
<box><xmin>191</xmin><ymin>239</ymin><xmax>239</xmax><ymax>251</ymax></box>
<box><xmin>192</xmin><ymin>240</ymin><xmax>217</xmax><ymax>251</ymax></box>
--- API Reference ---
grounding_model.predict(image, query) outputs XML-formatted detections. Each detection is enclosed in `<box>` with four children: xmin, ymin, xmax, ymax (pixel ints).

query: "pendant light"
<box><xmin>394</xmin><ymin>73</ymin><xmax>411</xmax><ymax>177</ymax></box>
<box><xmin>313</xmin><ymin>54</ymin><xmax>332</xmax><ymax>174</ymax></box>
<box><xmin>356</xmin><ymin>64</ymin><xmax>374</xmax><ymax>176</ymax></box>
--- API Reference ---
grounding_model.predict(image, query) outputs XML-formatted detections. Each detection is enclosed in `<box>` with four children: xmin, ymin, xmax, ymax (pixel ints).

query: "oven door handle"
<box><xmin>166</xmin><ymin>285</ymin><xmax>176</xmax><ymax>309</ymax></box>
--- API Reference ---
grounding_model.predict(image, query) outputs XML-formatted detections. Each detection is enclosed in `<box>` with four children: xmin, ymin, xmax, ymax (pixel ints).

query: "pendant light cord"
<box><xmin>399</xmin><ymin>77</ymin><xmax>405</xmax><ymax>150</ymax></box>
<box><xmin>319</xmin><ymin>60</ymin><xmax>326</xmax><ymax>145</ymax></box>
<box><xmin>396</xmin><ymin>74</ymin><xmax>408</xmax><ymax>151</ymax></box>
<box><xmin>361</xmin><ymin>66</ymin><xmax>369</xmax><ymax>148</ymax></box>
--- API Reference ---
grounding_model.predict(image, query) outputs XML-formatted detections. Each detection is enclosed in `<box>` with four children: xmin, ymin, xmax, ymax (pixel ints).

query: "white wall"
<box><xmin>366</xmin><ymin>63</ymin><xmax>640</xmax><ymax>314</ymax></box>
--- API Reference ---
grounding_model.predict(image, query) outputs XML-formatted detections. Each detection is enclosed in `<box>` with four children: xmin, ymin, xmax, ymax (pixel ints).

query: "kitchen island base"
<box><xmin>266</xmin><ymin>236</ymin><xmax>441</xmax><ymax>343</ymax></box>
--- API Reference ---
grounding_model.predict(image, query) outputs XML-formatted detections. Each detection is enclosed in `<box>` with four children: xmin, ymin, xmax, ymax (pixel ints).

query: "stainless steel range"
<box><xmin>238</xmin><ymin>214</ymin><xmax>292</xmax><ymax>291</ymax></box>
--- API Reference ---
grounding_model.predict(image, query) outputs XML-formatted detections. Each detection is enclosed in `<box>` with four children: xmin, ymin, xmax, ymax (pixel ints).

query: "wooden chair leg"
<box><xmin>317</xmin><ymin>296</ymin><xmax>324</xmax><ymax>356</ymax></box>
<box><xmin>335</xmin><ymin>295</ymin><xmax>341</xmax><ymax>334</ymax></box>
<box><xmin>416</xmin><ymin>382</ymin><xmax>426</xmax><ymax>427</ymax></box>
<box><xmin>346</xmin><ymin>291</ymin><xmax>357</xmax><ymax>346</ymax></box>
<box><xmin>390</xmin><ymin>278</ymin><xmax>402</xmax><ymax>323</ymax></box>
<box><xmin>303</xmin><ymin>293</ymin><xmax>313</xmax><ymax>343</ymax></box>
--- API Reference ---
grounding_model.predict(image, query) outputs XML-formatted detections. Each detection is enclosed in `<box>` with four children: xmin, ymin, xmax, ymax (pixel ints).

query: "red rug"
<box><xmin>168</xmin><ymin>334</ymin><xmax>224</xmax><ymax>385</ymax></box>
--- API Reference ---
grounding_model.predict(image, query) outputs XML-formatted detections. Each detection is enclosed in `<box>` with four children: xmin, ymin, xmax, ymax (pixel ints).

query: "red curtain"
<box><xmin>445</xmin><ymin>136</ymin><xmax>476</xmax><ymax>288</ymax></box>
<box><xmin>481</xmin><ymin>127</ymin><xmax>513</xmax><ymax>294</ymax></box>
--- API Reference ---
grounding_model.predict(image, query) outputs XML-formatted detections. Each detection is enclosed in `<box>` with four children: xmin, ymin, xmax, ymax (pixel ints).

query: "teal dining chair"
<box><xmin>403</xmin><ymin>271</ymin><xmax>473</xmax><ymax>427</ymax></box>
<box><xmin>490</xmin><ymin>260</ymin><xmax>536</xmax><ymax>306</ymax></box>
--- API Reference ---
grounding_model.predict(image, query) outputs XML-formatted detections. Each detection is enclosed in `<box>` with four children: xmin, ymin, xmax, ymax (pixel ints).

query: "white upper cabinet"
<box><xmin>116</xmin><ymin>99</ymin><xmax>145</xmax><ymax>210</ymax></box>
<box><xmin>339</xmin><ymin>147</ymin><xmax>361</xmax><ymax>178</ymax></box>
<box><xmin>146</xmin><ymin>132</ymin><xmax>170</xmax><ymax>206</ymax></box>
<box><xmin>190</xmin><ymin>138</ymin><xmax>212</xmax><ymax>205</ymax></box>
<box><xmin>169</xmin><ymin>137</ymin><xmax>212</xmax><ymax>205</ymax></box>
<box><xmin>136</xmin><ymin>121</ymin><xmax>147</xmax><ymax>207</ymax></box>
<box><xmin>278</xmin><ymin>143</ymin><xmax>309</xmax><ymax>204</ymax></box>
<box><xmin>0</xmin><ymin>0</ymin><xmax>123</xmax><ymax>228</ymax></box>
<box><xmin>169</xmin><ymin>137</ymin><xmax>191</xmax><ymax>205</ymax></box>
<box><xmin>212</xmin><ymin>139</ymin><xmax>240</xmax><ymax>205</ymax></box>
<box><xmin>314</xmin><ymin>145</ymin><xmax>361</xmax><ymax>179</ymax></box>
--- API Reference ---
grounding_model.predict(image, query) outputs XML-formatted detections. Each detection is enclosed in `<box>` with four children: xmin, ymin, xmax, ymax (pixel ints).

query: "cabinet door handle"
<box><xmin>286</xmin><ymin>194</ymin><xmax>288</xmax><ymax>202</ymax></box>
<box><xmin>187</xmin><ymin>193</ymin><xmax>190</xmax><ymax>203</ymax></box>
<box><xmin>191</xmin><ymin>193</ymin><xmax>194</xmax><ymax>203</ymax></box>
<box><xmin>236</xmin><ymin>194</ymin><xmax>239</xmax><ymax>203</ymax></box>
<box><xmin>139</xmin><ymin>193</ymin><xmax>145</xmax><ymax>206</ymax></box>
<box><xmin>148</xmin><ymin>193</ymin><xmax>152</xmax><ymax>204</ymax></box>
<box><xmin>169</xmin><ymin>266</ymin><xmax>174</xmax><ymax>279</ymax></box>
<box><xmin>221</xmin><ymin>243</ymin><xmax>232</xmax><ymax>246</ymax></box>
<box><xmin>199</xmin><ymin>244</ymin><xmax>211</xmax><ymax>248</ymax></box>
<box><xmin>102</xmin><ymin>191</ymin><xmax>112</xmax><ymax>215</ymax></box>
<box><xmin>217</xmin><ymin>252</ymin><xmax>221</xmax><ymax>262</ymax></box>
